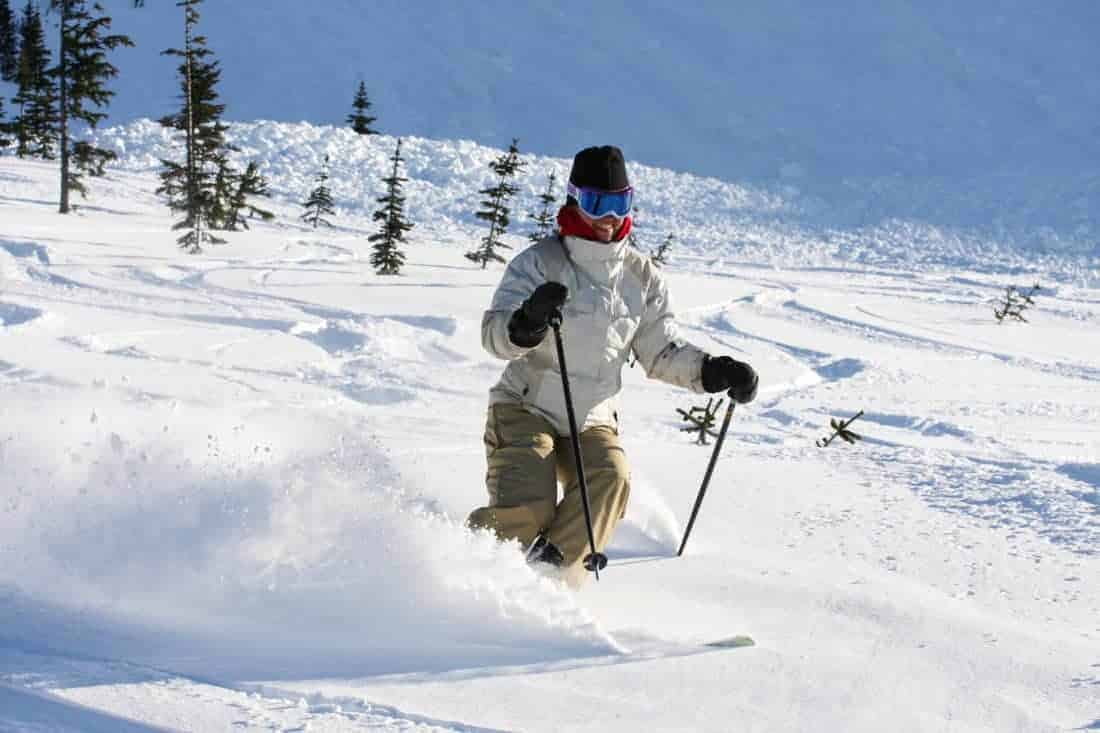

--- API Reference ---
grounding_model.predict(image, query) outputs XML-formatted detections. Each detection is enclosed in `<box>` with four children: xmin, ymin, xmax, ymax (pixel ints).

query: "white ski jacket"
<box><xmin>482</xmin><ymin>234</ymin><xmax>708</xmax><ymax>435</ymax></box>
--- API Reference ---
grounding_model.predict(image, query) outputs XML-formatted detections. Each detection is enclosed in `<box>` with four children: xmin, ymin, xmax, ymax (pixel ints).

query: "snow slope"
<box><xmin>7</xmin><ymin>0</ymin><xmax>1100</xmax><ymax>248</ymax></box>
<box><xmin>89</xmin><ymin>119</ymin><xmax>1100</xmax><ymax>280</ymax></box>
<box><xmin>1</xmin><ymin>123</ymin><xmax>1099</xmax><ymax>731</ymax></box>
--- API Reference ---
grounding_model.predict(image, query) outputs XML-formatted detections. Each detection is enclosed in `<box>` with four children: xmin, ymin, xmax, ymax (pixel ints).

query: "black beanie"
<box><xmin>569</xmin><ymin>146</ymin><xmax>630</xmax><ymax>191</ymax></box>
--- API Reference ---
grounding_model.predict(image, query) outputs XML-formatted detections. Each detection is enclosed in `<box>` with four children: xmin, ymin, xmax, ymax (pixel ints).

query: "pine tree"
<box><xmin>300</xmin><ymin>154</ymin><xmax>335</xmax><ymax>228</ymax></box>
<box><xmin>0</xmin><ymin>0</ymin><xmax>17</xmax><ymax>82</ymax></box>
<box><xmin>222</xmin><ymin>161</ymin><xmax>273</xmax><ymax>230</ymax></box>
<box><xmin>157</xmin><ymin>0</ymin><xmax>231</xmax><ymax>253</ymax></box>
<box><xmin>369</xmin><ymin>138</ymin><xmax>413</xmax><ymax>275</ymax></box>
<box><xmin>466</xmin><ymin>138</ymin><xmax>525</xmax><ymax>268</ymax></box>
<box><xmin>49</xmin><ymin>0</ymin><xmax>134</xmax><ymax>212</ymax></box>
<box><xmin>0</xmin><ymin>95</ymin><xmax>11</xmax><ymax>149</ymax></box>
<box><xmin>347</xmin><ymin>80</ymin><xmax>377</xmax><ymax>135</ymax></box>
<box><xmin>11</xmin><ymin>1</ymin><xmax>56</xmax><ymax>159</ymax></box>
<box><xmin>155</xmin><ymin>3</ymin><xmax>256</xmax><ymax>236</ymax></box>
<box><xmin>650</xmin><ymin>233</ymin><xmax>673</xmax><ymax>267</ymax></box>
<box><xmin>528</xmin><ymin>170</ymin><xmax>557</xmax><ymax>243</ymax></box>
<box><xmin>209</xmin><ymin>152</ymin><xmax>233</xmax><ymax>228</ymax></box>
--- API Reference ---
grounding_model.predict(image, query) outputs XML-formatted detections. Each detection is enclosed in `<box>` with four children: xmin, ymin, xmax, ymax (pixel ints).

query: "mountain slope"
<box><xmin>15</xmin><ymin>0</ymin><xmax>1099</xmax><ymax>242</ymax></box>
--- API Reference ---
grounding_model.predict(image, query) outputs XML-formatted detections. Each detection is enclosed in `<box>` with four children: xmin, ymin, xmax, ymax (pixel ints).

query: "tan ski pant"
<box><xmin>467</xmin><ymin>402</ymin><xmax>631</xmax><ymax>574</ymax></box>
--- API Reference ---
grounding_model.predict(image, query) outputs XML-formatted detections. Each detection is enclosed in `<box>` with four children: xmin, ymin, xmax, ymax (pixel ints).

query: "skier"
<box><xmin>467</xmin><ymin>145</ymin><xmax>758</xmax><ymax>582</ymax></box>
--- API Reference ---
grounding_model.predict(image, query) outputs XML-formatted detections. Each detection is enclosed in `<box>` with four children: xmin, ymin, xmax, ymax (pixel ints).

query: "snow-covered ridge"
<box><xmin>89</xmin><ymin>119</ymin><xmax>1099</xmax><ymax>283</ymax></box>
<box><xmin>50</xmin><ymin>0</ymin><xmax>1100</xmax><ymax>248</ymax></box>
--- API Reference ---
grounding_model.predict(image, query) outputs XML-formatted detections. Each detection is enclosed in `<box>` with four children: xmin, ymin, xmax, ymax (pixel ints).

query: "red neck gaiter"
<box><xmin>556</xmin><ymin>206</ymin><xmax>633</xmax><ymax>243</ymax></box>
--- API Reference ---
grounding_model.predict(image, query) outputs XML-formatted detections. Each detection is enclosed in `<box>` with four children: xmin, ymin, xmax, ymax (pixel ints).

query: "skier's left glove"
<box><xmin>701</xmin><ymin>355</ymin><xmax>758</xmax><ymax>404</ymax></box>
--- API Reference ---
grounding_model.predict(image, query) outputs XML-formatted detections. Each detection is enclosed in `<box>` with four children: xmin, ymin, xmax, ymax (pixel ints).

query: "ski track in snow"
<box><xmin>671</xmin><ymin>273</ymin><xmax>1100</xmax><ymax>560</ymax></box>
<box><xmin>1</xmin><ymin>652</ymin><xmax>504</xmax><ymax>732</ymax></box>
<box><xmin>1</xmin><ymin>131</ymin><xmax>1099</xmax><ymax>731</ymax></box>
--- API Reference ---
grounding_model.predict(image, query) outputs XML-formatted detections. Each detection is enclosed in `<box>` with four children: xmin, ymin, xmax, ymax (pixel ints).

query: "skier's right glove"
<box><xmin>701</xmin><ymin>355</ymin><xmax>759</xmax><ymax>404</ymax></box>
<box><xmin>508</xmin><ymin>282</ymin><xmax>569</xmax><ymax>348</ymax></box>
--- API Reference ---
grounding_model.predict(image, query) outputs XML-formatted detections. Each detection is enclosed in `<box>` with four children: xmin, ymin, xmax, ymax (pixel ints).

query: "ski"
<box><xmin>616</xmin><ymin>632</ymin><xmax>756</xmax><ymax>658</ymax></box>
<box><xmin>704</xmin><ymin>635</ymin><xmax>755</xmax><ymax>649</ymax></box>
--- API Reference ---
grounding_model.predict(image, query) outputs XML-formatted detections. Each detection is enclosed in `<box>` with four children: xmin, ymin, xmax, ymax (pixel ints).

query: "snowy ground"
<box><xmin>1</xmin><ymin>130</ymin><xmax>1098</xmax><ymax>731</ymax></box>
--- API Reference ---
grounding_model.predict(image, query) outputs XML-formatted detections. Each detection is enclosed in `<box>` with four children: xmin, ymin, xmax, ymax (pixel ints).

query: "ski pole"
<box><xmin>549</xmin><ymin>314</ymin><xmax>608</xmax><ymax>579</ymax></box>
<box><xmin>677</xmin><ymin>395</ymin><xmax>736</xmax><ymax>557</ymax></box>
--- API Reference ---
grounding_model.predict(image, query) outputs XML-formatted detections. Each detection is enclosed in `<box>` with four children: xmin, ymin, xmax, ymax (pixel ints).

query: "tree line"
<box><xmin>0</xmin><ymin>0</ymin><xmax>377</xmax><ymax>219</ymax></box>
<box><xmin>297</xmin><ymin>135</ymin><xmax>674</xmax><ymax>276</ymax></box>
<box><xmin>1</xmin><ymin>0</ymin><xmax>675</xmax><ymax>274</ymax></box>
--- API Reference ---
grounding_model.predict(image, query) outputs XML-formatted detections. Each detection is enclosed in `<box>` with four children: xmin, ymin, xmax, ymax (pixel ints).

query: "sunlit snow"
<box><xmin>1</xmin><ymin>115</ymin><xmax>1097</xmax><ymax>731</ymax></box>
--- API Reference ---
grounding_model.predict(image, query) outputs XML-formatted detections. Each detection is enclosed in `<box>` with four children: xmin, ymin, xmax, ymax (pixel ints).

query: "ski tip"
<box><xmin>705</xmin><ymin>635</ymin><xmax>755</xmax><ymax>649</ymax></box>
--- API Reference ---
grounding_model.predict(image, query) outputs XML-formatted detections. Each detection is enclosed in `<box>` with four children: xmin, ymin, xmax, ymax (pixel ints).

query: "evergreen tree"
<box><xmin>466</xmin><ymin>138</ymin><xmax>525</xmax><ymax>268</ymax></box>
<box><xmin>528</xmin><ymin>170</ymin><xmax>557</xmax><ymax>243</ymax></box>
<box><xmin>69</xmin><ymin>139</ymin><xmax>110</xmax><ymax>174</ymax></box>
<box><xmin>650</xmin><ymin>233</ymin><xmax>673</xmax><ymax>267</ymax></box>
<box><xmin>157</xmin><ymin>0</ymin><xmax>231</xmax><ymax>252</ymax></box>
<box><xmin>0</xmin><ymin>95</ymin><xmax>11</xmax><ymax>149</ymax></box>
<box><xmin>208</xmin><ymin>152</ymin><xmax>233</xmax><ymax>228</ymax></box>
<box><xmin>156</xmin><ymin>1</ymin><xmax>257</xmax><ymax>239</ymax></box>
<box><xmin>347</xmin><ymin>80</ymin><xmax>377</xmax><ymax>135</ymax></box>
<box><xmin>300</xmin><ymin>154</ymin><xmax>335</xmax><ymax>228</ymax></box>
<box><xmin>11</xmin><ymin>1</ymin><xmax>56</xmax><ymax>159</ymax></box>
<box><xmin>0</xmin><ymin>0</ymin><xmax>17</xmax><ymax>82</ymax></box>
<box><xmin>49</xmin><ymin>0</ymin><xmax>134</xmax><ymax>212</ymax></box>
<box><xmin>223</xmin><ymin>161</ymin><xmax>273</xmax><ymax>230</ymax></box>
<box><xmin>369</xmin><ymin>138</ymin><xmax>413</xmax><ymax>275</ymax></box>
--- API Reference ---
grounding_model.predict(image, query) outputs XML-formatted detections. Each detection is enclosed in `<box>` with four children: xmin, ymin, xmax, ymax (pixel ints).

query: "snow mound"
<box><xmin>87</xmin><ymin>120</ymin><xmax>1099</xmax><ymax>282</ymax></box>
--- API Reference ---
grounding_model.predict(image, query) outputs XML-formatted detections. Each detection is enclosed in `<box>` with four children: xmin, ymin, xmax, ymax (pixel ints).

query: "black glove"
<box><xmin>701</xmin><ymin>355</ymin><xmax>758</xmax><ymax>404</ymax></box>
<box><xmin>507</xmin><ymin>282</ymin><xmax>569</xmax><ymax>348</ymax></box>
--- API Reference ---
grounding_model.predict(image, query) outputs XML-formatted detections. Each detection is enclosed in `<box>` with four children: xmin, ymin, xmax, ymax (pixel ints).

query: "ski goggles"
<box><xmin>567</xmin><ymin>182</ymin><xmax>634</xmax><ymax>219</ymax></box>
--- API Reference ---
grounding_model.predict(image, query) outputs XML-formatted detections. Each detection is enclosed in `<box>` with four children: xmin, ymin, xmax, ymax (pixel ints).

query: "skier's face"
<box><xmin>577</xmin><ymin>208</ymin><xmax>620</xmax><ymax>243</ymax></box>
